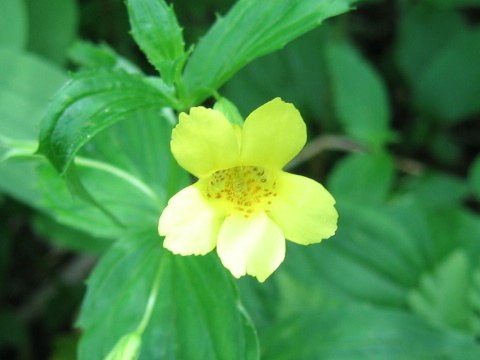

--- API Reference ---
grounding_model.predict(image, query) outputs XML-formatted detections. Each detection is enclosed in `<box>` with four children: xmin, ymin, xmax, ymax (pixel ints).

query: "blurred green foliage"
<box><xmin>1</xmin><ymin>0</ymin><xmax>480</xmax><ymax>359</ymax></box>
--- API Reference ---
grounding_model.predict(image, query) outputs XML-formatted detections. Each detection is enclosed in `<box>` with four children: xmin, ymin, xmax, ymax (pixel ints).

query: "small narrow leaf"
<box><xmin>213</xmin><ymin>97</ymin><xmax>244</xmax><ymax>125</ymax></box>
<box><xmin>68</xmin><ymin>41</ymin><xmax>143</xmax><ymax>74</ymax></box>
<box><xmin>182</xmin><ymin>0</ymin><xmax>356</xmax><ymax>105</ymax></box>
<box><xmin>126</xmin><ymin>0</ymin><xmax>186</xmax><ymax>85</ymax></box>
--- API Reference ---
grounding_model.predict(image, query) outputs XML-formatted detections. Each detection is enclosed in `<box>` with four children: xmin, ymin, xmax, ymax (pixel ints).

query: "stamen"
<box><xmin>206</xmin><ymin>166</ymin><xmax>276</xmax><ymax>215</ymax></box>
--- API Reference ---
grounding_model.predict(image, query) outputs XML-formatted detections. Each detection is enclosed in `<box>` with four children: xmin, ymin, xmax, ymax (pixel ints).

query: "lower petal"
<box><xmin>217</xmin><ymin>212</ymin><xmax>285</xmax><ymax>282</ymax></box>
<box><xmin>268</xmin><ymin>172</ymin><xmax>338</xmax><ymax>245</ymax></box>
<box><xmin>159</xmin><ymin>181</ymin><xmax>224</xmax><ymax>255</ymax></box>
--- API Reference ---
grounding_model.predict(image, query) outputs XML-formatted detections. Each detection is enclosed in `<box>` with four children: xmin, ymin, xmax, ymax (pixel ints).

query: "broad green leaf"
<box><xmin>126</xmin><ymin>0</ymin><xmax>186</xmax><ymax>85</ymax></box>
<box><xmin>77</xmin><ymin>229</ymin><xmax>259</xmax><ymax>360</ymax></box>
<box><xmin>324</xmin><ymin>39</ymin><xmax>392</xmax><ymax>146</ymax></box>
<box><xmin>261</xmin><ymin>306</ymin><xmax>480</xmax><ymax>360</ymax></box>
<box><xmin>182</xmin><ymin>0</ymin><xmax>356</xmax><ymax>105</ymax></box>
<box><xmin>2</xmin><ymin>109</ymin><xmax>183</xmax><ymax>240</ymax></box>
<box><xmin>396</xmin><ymin>4</ymin><xmax>480</xmax><ymax>122</ymax></box>
<box><xmin>408</xmin><ymin>250</ymin><xmax>471</xmax><ymax>332</ymax></box>
<box><xmin>25</xmin><ymin>0</ymin><xmax>79</xmax><ymax>65</ymax></box>
<box><xmin>0</xmin><ymin>0</ymin><xmax>27</xmax><ymax>49</ymax></box>
<box><xmin>327</xmin><ymin>152</ymin><xmax>395</xmax><ymax>206</ymax></box>
<box><xmin>282</xmin><ymin>202</ymin><xmax>426</xmax><ymax>307</ymax></box>
<box><xmin>37</xmin><ymin>69</ymin><xmax>177</xmax><ymax>174</ymax></box>
<box><xmin>0</xmin><ymin>50</ymin><xmax>185</xmax><ymax>238</ymax></box>
<box><xmin>35</xmin><ymin>108</ymin><xmax>187</xmax><ymax>239</ymax></box>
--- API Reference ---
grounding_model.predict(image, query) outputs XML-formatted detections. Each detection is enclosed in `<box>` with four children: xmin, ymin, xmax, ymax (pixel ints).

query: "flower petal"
<box><xmin>268</xmin><ymin>171</ymin><xmax>338</xmax><ymax>245</ymax></box>
<box><xmin>240</xmin><ymin>98</ymin><xmax>306</xmax><ymax>170</ymax></box>
<box><xmin>171</xmin><ymin>107</ymin><xmax>240</xmax><ymax>178</ymax></box>
<box><xmin>217</xmin><ymin>212</ymin><xmax>285</xmax><ymax>282</ymax></box>
<box><xmin>159</xmin><ymin>181</ymin><xmax>224</xmax><ymax>255</ymax></box>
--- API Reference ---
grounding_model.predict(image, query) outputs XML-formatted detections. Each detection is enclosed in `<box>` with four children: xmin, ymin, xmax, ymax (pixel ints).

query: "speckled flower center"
<box><xmin>206</xmin><ymin>166</ymin><xmax>277</xmax><ymax>217</ymax></box>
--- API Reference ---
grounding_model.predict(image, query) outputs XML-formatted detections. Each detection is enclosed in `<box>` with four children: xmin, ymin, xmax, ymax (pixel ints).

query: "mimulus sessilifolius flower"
<box><xmin>158</xmin><ymin>98</ymin><xmax>338</xmax><ymax>282</ymax></box>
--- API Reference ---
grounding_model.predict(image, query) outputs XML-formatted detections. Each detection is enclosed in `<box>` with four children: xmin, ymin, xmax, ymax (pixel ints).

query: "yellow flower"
<box><xmin>158</xmin><ymin>98</ymin><xmax>338</xmax><ymax>282</ymax></box>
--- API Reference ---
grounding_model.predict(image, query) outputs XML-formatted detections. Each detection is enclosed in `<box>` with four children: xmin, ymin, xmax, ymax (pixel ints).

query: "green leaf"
<box><xmin>68</xmin><ymin>41</ymin><xmax>143</xmax><ymax>74</ymax></box>
<box><xmin>403</xmin><ymin>171</ymin><xmax>468</xmax><ymax>208</ymax></box>
<box><xmin>213</xmin><ymin>97</ymin><xmax>244</xmax><ymax>125</ymax></box>
<box><xmin>0</xmin><ymin>49</ymin><xmax>186</xmax><ymax>239</ymax></box>
<box><xmin>396</xmin><ymin>4</ymin><xmax>480</xmax><ymax>123</ymax></box>
<box><xmin>35</xmin><ymin>107</ymin><xmax>187</xmax><ymax>239</ymax></box>
<box><xmin>33</xmin><ymin>213</ymin><xmax>111</xmax><ymax>254</ymax></box>
<box><xmin>222</xmin><ymin>27</ymin><xmax>331</xmax><ymax>126</ymax></box>
<box><xmin>77</xmin><ymin>229</ymin><xmax>259</xmax><ymax>360</ymax></box>
<box><xmin>396</xmin><ymin>4</ymin><xmax>464</xmax><ymax>87</ymax></box>
<box><xmin>389</xmin><ymin>197</ymin><xmax>480</xmax><ymax>270</ymax></box>
<box><xmin>37</xmin><ymin>69</ymin><xmax>177</xmax><ymax>174</ymax></box>
<box><xmin>126</xmin><ymin>0</ymin><xmax>186</xmax><ymax>85</ymax></box>
<box><xmin>385</xmin><ymin>197</ymin><xmax>437</xmax><ymax>269</ymax></box>
<box><xmin>261</xmin><ymin>305</ymin><xmax>480</xmax><ymax>360</ymax></box>
<box><xmin>24</xmin><ymin>0</ymin><xmax>79</xmax><ymax>65</ymax></box>
<box><xmin>324</xmin><ymin>39</ymin><xmax>392</xmax><ymax>146</ymax></box>
<box><xmin>283</xmin><ymin>202</ymin><xmax>427</xmax><ymax>307</ymax></box>
<box><xmin>469</xmin><ymin>268</ymin><xmax>480</xmax><ymax>336</ymax></box>
<box><xmin>0</xmin><ymin>47</ymin><xmax>66</xmax><ymax>205</ymax></box>
<box><xmin>35</xmin><ymin>156</ymin><xmax>160</xmax><ymax>238</ymax></box>
<box><xmin>0</xmin><ymin>0</ymin><xmax>27</xmax><ymax>49</ymax></box>
<box><xmin>0</xmin><ymin>48</ymin><xmax>67</xmax><ymax>141</ymax></box>
<box><xmin>182</xmin><ymin>0</ymin><xmax>355</xmax><ymax>105</ymax></box>
<box><xmin>1</xmin><ymin>60</ymin><xmax>186</xmax><ymax>238</ymax></box>
<box><xmin>416</xmin><ymin>30</ymin><xmax>480</xmax><ymax>122</ymax></box>
<box><xmin>327</xmin><ymin>152</ymin><xmax>395</xmax><ymax>206</ymax></box>
<box><xmin>408</xmin><ymin>250</ymin><xmax>471</xmax><ymax>332</ymax></box>
<box><xmin>38</xmin><ymin>65</ymin><xmax>177</xmax><ymax>226</ymax></box>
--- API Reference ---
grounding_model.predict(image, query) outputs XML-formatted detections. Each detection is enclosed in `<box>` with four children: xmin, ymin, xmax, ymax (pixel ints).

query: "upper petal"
<box><xmin>171</xmin><ymin>107</ymin><xmax>240</xmax><ymax>178</ymax></box>
<box><xmin>268</xmin><ymin>171</ymin><xmax>338</xmax><ymax>245</ymax></box>
<box><xmin>216</xmin><ymin>212</ymin><xmax>285</xmax><ymax>282</ymax></box>
<box><xmin>159</xmin><ymin>181</ymin><xmax>224</xmax><ymax>255</ymax></box>
<box><xmin>240</xmin><ymin>98</ymin><xmax>306</xmax><ymax>170</ymax></box>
